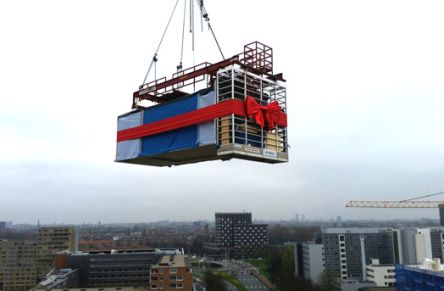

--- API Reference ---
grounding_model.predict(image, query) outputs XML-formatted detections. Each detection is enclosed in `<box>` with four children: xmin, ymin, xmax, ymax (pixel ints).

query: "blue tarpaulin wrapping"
<box><xmin>116</xmin><ymin>88</ymin><xmax>216</xmax><ymax>161</ymax></box>
<box><xmin>141</xmin><ymin>93</ymin><xmax>199</xmax><ymax>157</ymax></box>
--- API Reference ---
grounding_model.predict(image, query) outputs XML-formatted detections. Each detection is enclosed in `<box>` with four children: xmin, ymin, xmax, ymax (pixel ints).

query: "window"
<box><xmin>151</xmin><ymin>284</ymin><xmax>158</xmax><ymax>289</ymax></box>
<box><xmin>170</xmin><ymin>268</ymin><xmax>177</xmax><ymax>274</ymax></box>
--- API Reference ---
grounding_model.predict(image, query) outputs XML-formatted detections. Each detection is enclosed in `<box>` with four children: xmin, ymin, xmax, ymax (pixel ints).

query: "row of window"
<box><xmin>151</xmin><ymin>283</ymin><xmax>183</xmax><ymax>289</ymax></box>
<box><xmin>151</xmin><ymin>268</ymin><xmax>177</xmax><ymax>274</ymax></box>
<box><xmin>151</xmin><ymin>275</ymin><xmax>183</xmax><ymax>281</ymax></box>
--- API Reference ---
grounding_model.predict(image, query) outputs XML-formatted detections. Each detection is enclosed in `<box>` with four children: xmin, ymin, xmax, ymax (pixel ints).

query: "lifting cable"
<box><xmin>191</xmin><ymin>0</ymin><xmax>195</xmax><ymax>65</ymax></box>
<box><xmin>142</xmin><ymin>0</ymin><xmax>225</xmax><ymax>86</ymax></box>
<box><xmin>401</xmin><ymin>191</ymin><xmax>444</xmax><ymax>202</ymax></box>
<box><xmin>142</xmin><ymin>0</ymin><xmax>181</xmax><ymax>86</ymax></box>
<box><xmin>178</xmin><ymin>0</ymin><xmax>187</xmax><ymax>70</ymax></box>
<box><xmin>195</xmin><ymin>0</ymin><xmax>225</xmax><ymax>60</ymax></box>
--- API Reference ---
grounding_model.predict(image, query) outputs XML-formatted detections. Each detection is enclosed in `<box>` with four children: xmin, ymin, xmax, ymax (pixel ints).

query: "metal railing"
<box><xmin>216</xmin><ymin>66</ymin><xmax>287</xmax><ymax>153</ymax></box>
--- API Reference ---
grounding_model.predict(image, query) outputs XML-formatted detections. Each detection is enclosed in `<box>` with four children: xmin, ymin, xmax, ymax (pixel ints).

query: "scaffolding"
<box><xmin>216</xmin><ymin>65</ymin><xmax>288</xmax><ymax>163</ymax></box>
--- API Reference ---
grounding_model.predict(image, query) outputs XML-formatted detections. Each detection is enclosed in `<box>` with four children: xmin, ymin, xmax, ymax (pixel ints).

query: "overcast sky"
<box><xmin>1</xmin><ymin>0</ymin><xmax>443</xmax><ymax>224</ymax></box>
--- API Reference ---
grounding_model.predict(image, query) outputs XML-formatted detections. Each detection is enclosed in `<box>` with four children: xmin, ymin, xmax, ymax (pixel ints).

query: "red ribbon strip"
<box><xmin>117</xmin><ymin>98</ymin><xmax>287</xmax><ymax>142</ymax></box>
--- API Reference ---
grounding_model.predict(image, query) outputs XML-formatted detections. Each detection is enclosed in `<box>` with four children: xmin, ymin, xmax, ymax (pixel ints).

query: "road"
<box><xmin>224</xmin><ymin>260</ymin><xmax>271</xmax><ymax>291</ymax></box>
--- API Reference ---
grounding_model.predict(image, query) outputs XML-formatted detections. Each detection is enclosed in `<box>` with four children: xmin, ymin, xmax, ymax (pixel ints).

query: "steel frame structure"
<box><xmin>132</xmin><ymin>41</ymin><xmax>284</xmax><ymax>108</ymax></box>
<box><xmin>216</xmin><ymin>65</ymin><xmax>287</xmax><ymax>154</ymax></box>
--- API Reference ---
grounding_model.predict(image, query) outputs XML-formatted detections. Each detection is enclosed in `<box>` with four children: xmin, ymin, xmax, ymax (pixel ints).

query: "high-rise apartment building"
<box><xmin>317</xmin><ymin>228</ymin><xmax>396</xmax><ymax>280</ymax></box>
<box><xmin>215</xmin><ymin>212</ymin><xmax>252</xmax><ymax>248</ymax></box>
<box><xmin>394</xmin><ymin>227</ymin><xmax>444</xmax><ymax>265</ymax></box>
<box><xmin>215</xmin><ymin>212</ymin><xmax>268</xmax><ymax>258</ymax></box>
<box><xmin>294</xmin><ymin>242</ymin><xmax>325</xmax><ymax>284</ymax></box>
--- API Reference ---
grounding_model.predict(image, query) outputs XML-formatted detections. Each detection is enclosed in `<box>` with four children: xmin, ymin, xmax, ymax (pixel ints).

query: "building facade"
<box><xmin>395</xmin><ymin>227</ymin><xmax>444</xmax><ymax>265</ymax></box>
<box><xmin>150</xmin><ymin>255</ymin><xmax>192</xmax><ymax>291</ymax></box>
<box><xmin>53</xmin><ymin>249</ymin><xmax>165</xmax><ymax>287</ymax></box>
<box><xmin>0</xmin><ymin>240</ymin><xmax>38</xmax><ymax>291</ymax></box>
<box><xmin>215</xmin><ymin>212</ymin><xmax>252</xmax><ymax>248</ymax></box>
<box><xmin>37</xmin><ymin>227</ymin><xmax>79</xmax><ymax>277</ymax></box>
<box><xmin>215</xmin><ymin>212</ymin><xmax>268</xmax><ymax>258</ymax></box>
<box><xmin>365</xmin><ymin>259</ymin><xmax>396</xmax><ymax>287</ymax></box>
<box><xmin>317</xmin><ymin>228</ymin><xmax>396</xmax><ymax>280</ymax></box>
<box><xmin>0</xmin><ymin>226</ymin><xmax>78</xmax><ymax>291</ymax></box>
<box><xmin>298</xmin><ymin>242</ymin><xmax>325</xmax><ymax>284</ymax></box>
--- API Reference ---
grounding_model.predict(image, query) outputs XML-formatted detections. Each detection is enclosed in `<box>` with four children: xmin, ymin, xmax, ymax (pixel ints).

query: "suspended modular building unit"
<box><xmin>116</xmin><ymin>42</ymin><xmax>288</xmax><ymax>167</ymax></box>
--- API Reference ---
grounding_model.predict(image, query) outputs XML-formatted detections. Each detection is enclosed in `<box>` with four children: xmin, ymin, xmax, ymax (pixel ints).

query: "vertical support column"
<box><xmin>439</xmin><ymin>204</ymin><xmax>444</xmax><ymax>226</ymax></box>
<box><xmin>360</xmin><ymin>235</ymin><xmax>367</xmax><ymax>281</ymax></box>
<box><xmin>260</xmin><ymin>79</ymin><xmax>264</xmax><ymax>149</ymax></box>
<box><xmin>244</xmin><ymin>70</ymin><xmax>247</xmax><ymax>145</ymax></box>
<box><xmin>231</xmin><ymin>67</ymin><xmax>235</xmax><ymax>144</ymax></box>
<box><xmin>274</xmin><ymin>83</ymin><xmax>279</xmax><ymax>152</ymax></box>
<box><xmin>216</xmin><ymin>71</ymin><xmax>220</xmax><ymax>146</ymax></box>
<box><xmin>339</xmin><ymin>234</ymin><xmax>347</xmax><ymax>280</ymax></box>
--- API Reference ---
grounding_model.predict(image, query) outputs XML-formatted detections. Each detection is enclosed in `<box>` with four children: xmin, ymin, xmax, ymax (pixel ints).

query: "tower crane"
<box><xmin>346</xmin><ymin>191</ymin><xmax>444</xmax><ymax>225</ymax></box>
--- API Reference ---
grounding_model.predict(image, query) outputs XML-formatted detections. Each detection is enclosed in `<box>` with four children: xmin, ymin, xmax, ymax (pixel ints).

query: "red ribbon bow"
<box><xmin>245</xmin><ymin>96</ymin><xmax>287</xmax><ymax>130</ymax></box>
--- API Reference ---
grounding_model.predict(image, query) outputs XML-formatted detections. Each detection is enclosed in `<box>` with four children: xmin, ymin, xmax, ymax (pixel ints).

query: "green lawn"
<box><xmin>217</xmin><ymin>271</ymin><xmax>248</xmax><ymax>291</ymax></box>
<box><xmin>246</xmin><ymin>258</ymin><xmax>272</xmax><ymax>281</ymax></box>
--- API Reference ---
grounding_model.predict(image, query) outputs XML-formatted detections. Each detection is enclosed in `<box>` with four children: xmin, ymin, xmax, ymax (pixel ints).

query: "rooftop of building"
<box><xmin>36</xmin><ymin>268</ymin><xmax>78</xmax><ymax>289</ymax></box>
<box><xmin>153</xmin><ymin>255</ymin><xmax>187</xmax><ymax>268</ymax></box>
<box><xmin>215</xmin><ymin>212</ymin><xmax>252</xmax><ymax>215</ymax></box>
<box><xmin>367</xmin><ymin>258</ymin><xmax>395</xmax><ymax>267</ymax></box>
<box><xmin>402</xmin><ymin>258</ymin><xmax>444</xmax><ymax>274</ymax></box>
<box><xmin>59</xmin><ymin>248</ymin><xmax>183</xmax><ymax>256</ymax></box>
<box><xmin>33</xmin><ymin>288</ymin><xmax>149</xmax><ymax>291</ymax></box>
<box><xmin>322</xmin><ymin>227</ymin><xmax>393</xmax><ymax>234</ymax></box>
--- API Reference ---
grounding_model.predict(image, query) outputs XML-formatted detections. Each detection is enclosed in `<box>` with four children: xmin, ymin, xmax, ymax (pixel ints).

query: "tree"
<box><xmin>203</xmin><ymin>270</ymin><xmax>228</xmax><ymax>291</ymax></box>
<box><xmin>265</xmin><ymin>246</ymin><xmax>324</xmax><ymax>291</ymax></box>
<box><xmin>319</xmin><ymin>272</ymin><xmax>340</xmax><ymax>291</ymax></box>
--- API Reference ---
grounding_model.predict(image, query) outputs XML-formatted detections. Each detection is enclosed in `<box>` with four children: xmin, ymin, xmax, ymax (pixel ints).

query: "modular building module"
<box><xmin>116</xmin><ymin>42</ymin><xmax>288</xmax><ymax>167</ymax></box>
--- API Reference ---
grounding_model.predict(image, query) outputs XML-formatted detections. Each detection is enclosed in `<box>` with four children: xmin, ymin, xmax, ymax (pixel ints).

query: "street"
<box><xmin>224</xmin><ymin>260</ymin><xmax>271</xmax><ymax>291</ymax></box>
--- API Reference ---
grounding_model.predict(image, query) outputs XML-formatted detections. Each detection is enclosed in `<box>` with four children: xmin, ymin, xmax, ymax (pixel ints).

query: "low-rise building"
<box><xmin>34</xmin><ymin>269</ymin><xmax>79</xmax><ymax>289</ymax></box>
<box><xmin>365</xmin><ymin>259</ymin><xmax>395</xmax><ymax>287</ymax></box>
<box><xmin>396</xmin><ymin>258</ymin><xmax>444</xmax><ymax>290</ymax></box>
<box><xmin>150</xmin><ymin>255</ymin><xmax>192</xmax><ymax>291</ymax></box>
<box><xmin>35</xmin><ymin>249</ymin><xmax>188</xmax><ymax>290</ymax></box>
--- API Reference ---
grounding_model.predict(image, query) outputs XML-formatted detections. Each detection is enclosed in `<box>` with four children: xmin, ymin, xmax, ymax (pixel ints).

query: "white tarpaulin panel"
<box><xmin>116</xmin><ymin>110</ymin><xmax>142</xmax><ymax>161</ymax></box>
<box><xmin>197</xmin><ymin>90</ymin><xmax>216</xmax><ymax>145</ymax></box>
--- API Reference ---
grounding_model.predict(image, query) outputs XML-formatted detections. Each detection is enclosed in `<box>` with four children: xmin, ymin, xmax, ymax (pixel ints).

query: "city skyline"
<box><xmin>1</xmin><ymin>0</ymin><xmax>444</xmax><ymax>224</ymax></box>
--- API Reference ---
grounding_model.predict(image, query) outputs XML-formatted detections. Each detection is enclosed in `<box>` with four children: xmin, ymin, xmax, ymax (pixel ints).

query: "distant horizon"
<box><xmin>4</xmin><ymin>216</ymin><xmax>441</xmax><ymax>226</ymax></box>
